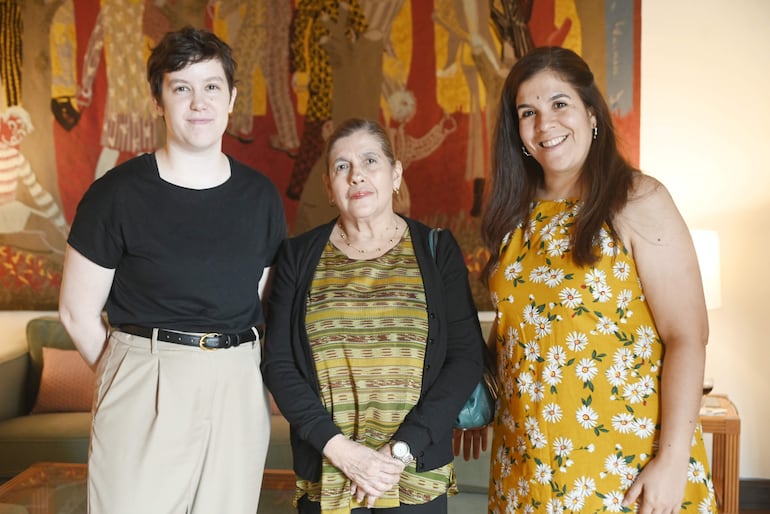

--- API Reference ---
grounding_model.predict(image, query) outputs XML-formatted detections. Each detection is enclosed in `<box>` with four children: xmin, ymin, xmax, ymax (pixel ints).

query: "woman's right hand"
<box><xmin>323</xmin><ymin>435</ymin><xmax>404</xmax><ymax>506</ymax></box>
<box><xmin>452</xmin><ymin>425</ymin><xmax>491</xmax><ymax>460</ymax></box>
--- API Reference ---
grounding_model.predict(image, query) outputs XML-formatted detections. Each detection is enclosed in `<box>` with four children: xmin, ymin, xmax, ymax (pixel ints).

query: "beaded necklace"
<box><xmin>336</xmin><ymin>221</ymin><xmax>400</xmax><ymax>254</ymax></box>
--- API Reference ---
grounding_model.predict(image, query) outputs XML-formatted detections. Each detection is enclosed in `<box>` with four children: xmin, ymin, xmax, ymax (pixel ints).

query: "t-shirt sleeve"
<box><xmin>263</xmin><ymin>177</ymin><xmax>288</xmax><ymax>268</ymax></box>
<box><xmin>67</xmin><ymin>175</ymin><xmax>124</xmax><ymax>269</ymax></box>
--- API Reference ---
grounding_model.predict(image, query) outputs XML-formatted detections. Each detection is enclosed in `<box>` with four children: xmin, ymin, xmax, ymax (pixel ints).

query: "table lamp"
<box><xmin>691</xmin><ymin>229</ymin><xmax>722</xmax><ymax>310</ymax></box>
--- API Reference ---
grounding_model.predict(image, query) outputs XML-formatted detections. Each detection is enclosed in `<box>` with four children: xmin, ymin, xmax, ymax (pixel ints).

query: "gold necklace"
<box><xmin>337</xmin><ymin>221</ymin><xmax>400</xmax><ymax>254</ymax></box>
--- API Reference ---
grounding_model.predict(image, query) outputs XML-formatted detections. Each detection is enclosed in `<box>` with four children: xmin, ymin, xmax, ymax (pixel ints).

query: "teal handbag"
<box><xmin>429</xmin><ymin>229</ymin><xmax>497</xmax><ymax>429</ymax></box>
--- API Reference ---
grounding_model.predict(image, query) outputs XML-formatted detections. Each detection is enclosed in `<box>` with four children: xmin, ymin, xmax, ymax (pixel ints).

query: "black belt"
<box><xmin>119</xmin><ymin>324</ymin><xmax>259</xmax><ymax>350</ymax></box>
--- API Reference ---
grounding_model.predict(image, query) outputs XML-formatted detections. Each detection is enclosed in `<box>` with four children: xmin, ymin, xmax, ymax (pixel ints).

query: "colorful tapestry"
<box><xmin>0</xmin><ymin>0</ymin><xmax>640</xmax><ymax>310</ymax></box>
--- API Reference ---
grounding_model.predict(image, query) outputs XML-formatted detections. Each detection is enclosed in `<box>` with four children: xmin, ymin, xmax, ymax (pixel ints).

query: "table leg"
<box><xmin>712</xmin><ymin>434</ymin><xmax>725</xmax><ymax>511</ymax></box>
<box><xmin>722</xmin><ymin>433</ymin><xmax>740</xmax><ymax>514</ymax></box>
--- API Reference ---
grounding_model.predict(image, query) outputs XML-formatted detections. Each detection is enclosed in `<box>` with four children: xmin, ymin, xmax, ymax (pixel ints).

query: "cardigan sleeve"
<box><xmin>261</xmin><ymin>230</ymin><xmax>342</xmax><ymax>455</ymax></box>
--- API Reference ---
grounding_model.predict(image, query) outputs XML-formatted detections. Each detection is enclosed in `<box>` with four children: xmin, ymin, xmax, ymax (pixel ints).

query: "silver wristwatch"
<box><xmin>390</xmin><ymin>440</ymin><xmax>414</xmax><ymax>465</ymax></box>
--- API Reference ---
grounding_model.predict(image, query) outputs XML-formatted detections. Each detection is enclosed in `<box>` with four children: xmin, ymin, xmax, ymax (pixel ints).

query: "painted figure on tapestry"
<box><xmin>219</xmin><ymin>0</ymin><xmax>300</xmax><ymax>154</ymax></box>
<box><xmin>0</xmin><ymin>106</ymin><xmax>68</xmax><ymax>255</ymax></box>
<box><xmin>71</xmin><ymin>0</ymin><xmax>158</xmax><ymax>179</ymax></box>
<box><xmin>286</xmin><ymin>0</ymin><xmax>367</xmax><ymax>200</ymax></box>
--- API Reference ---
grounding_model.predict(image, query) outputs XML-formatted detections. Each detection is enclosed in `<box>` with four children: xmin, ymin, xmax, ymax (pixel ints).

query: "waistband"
<box><xmin>118</xmin><ymin>324</ymin><xmax>260</xmax><ymax>350</ymax></box>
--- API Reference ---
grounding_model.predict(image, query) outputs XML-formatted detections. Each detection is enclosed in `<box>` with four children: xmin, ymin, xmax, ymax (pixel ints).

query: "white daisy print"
<box><xmin>637</xmin><ymin>375</ymin><xmax>655</xmax><ymax>396</ymax></box>
<box><xmin>505</xmin><ymin>261</ymin><xmax>523</xmax><ymax>281</ymax></box>
<box><xmin>573</xmin><ymin>476</ymin><xmax>596</xmax><ymax>498</ymax></box>
<box><xmin>575</xmin><ymin>358</ymin><xmax>598</xmax><ymax>383</ymax></box>
<box><xmin>516</xmin><ymin>371</ymin><xmax>534</xmax><ymax>394</ymax></box>
<box><xmin>633</xmin><ymin>338</ymin><xmax>653</xmax><ymax>360</ymax></box>
<box><xmin>563</xmin><ymin>490</ymin><xmax>585</xmax><ymax>512</ymax></box>
<box><xmin>542</xmin><ymin>403</ymin><xmax>563</xmax><ymax>423</ymax></box>
<box><xmin>524</xmin><ymin>341</ymin><xmax>541</xmax><ymax>361</ymax></box>
<box><xmin>699</xmin><ymin>497</ymin><xmax>716</xmax><ymax>514</ymax></box>
<box><xmin>613</xmin><ymin>348</ymin><xmax>635</xmax><ymax>369</ymax></box>
<box><xmin>553</xmin><ymin>436</ymin><xmax>573</xmax><ymax>457</ymax></box>
<box><xmin>534</xmin><ymin>316</ymin><xmax>552</xmax><ymax>338</ymax></box>
<box><xmin>605</xmin><ymin>364</ymin><xmax>628</xmax><ymax>387</ymax></box>
<box><xmin>534</xmin><ymin>462</ymin><xmax>554</xmax><ymax>484</ymax></box>
<box><xmin>631</xmin><ymin>417</ymin><xmax>655</xmax><ymax>438</ymax></box>
<box><xmin>530</xmin><ymin>430</ymin><xmax>547</xmax><ymax>449</ymax></box>
<box><xmin>620</xmin><ymin>466</ymin><xmax>639</xmax><ymax>488</ymax></box>
<box><xmin>542</xmin><ymin>362</ymin><xmax>563</xmax><ymax>386</ymax></box>
<box><xmin>565</xmin><ymin>331</ymin><xmax>589</xmax><ymax>352</ymax></box>
<box><xmin>506</xmin><ymin>325</ymin><xmax>520</xmax><ymax>345</ymax></box>
<box><xmin>602</xmin><ymin>491</ymin><xmax>625</xmax><ymax>512</ymax></box>
<box><xmin>576</xmin><ymin>405</ymin><xmax>599</xmax><ymax>429</ymax></box>
<box><xmin>604</xmin><ymin>454</ymin><xmax>625</xmax><ymax>475</ymax></box>
<box><xmin>591</xmin><ymin>282</ymin><xmax>613</xmax><ymax>303</ymax></box>
<box><xmin>547</xmin><ymin>345</ymin><xmax>567</xmax><ymax>366</ymax></box>
<box><xmin>540</xmin><ymin>221</ymin><xmax>557</xmax><ymax>240</ymax></box>
<box><xmin>545</xmin><ymin>268</ymin><xmax>565</xmax><ymax>287</ymax></box>
<box><xmin>559</xmin><ymin>287</ymin><xmax>583</xmax><ymax>309</ymax></box>
<box><xmin>688</xmin><ymin>461</ymin><xmax>707</xmax><ymax>483</ymax></box>
<box><xmin>515</xmin><ymin>435</ymin><xmax>528</xmax><ymax>456</ymax></box>
<box><xmin>595</xmin><ymin>317</ymin><xmax>619</xmax><ymax>335</ymax></box>
<box><xmin>530</xmin><ymin>265</ymin><xmax>550</xmax><ymax>283</ymax></box>
<box><xmin>546</xmin><ymin>499</ymin><xmax>564</xmax><ymax>514</ymax></box>
<box><xmin>530</xmin><ymin>380</ymin><xmax>545</xmax><ymax>402</ymax></box>
<box><xmin>636</xmin><ymin>325</ymin><xmax>656</xmax><ymax>345</ymax></box>
<box><xmin>616</xmin><ymin>289</ymin><xmax>632</xmax><ymax>310</ymax></box>
<box><xmin>585</xmin><ymin>268</ymin><xmax>607</xmax><ymax>288</ymax></box>
<box><xmin>623</xmin><ymin>382</ymin><xmax>645</xmax><ymax>404</ymax></box>
<box><xmin>518</xmin><ymin>477</ymin><xmax>530</xmax><ymax>496</ymax></box>
<box><xmin>547</xmin><ymin>238</ymin><xmax>570</xmax><ymax>257</ymax></box>
<box><xmin>612</xmin><ymin>261</ymin><xmax>631</xmax><ymax>281</ymax></box>
<box><xmin>599</xmin><ymin>229</ymin><xmax>620</xmax><ymax>257</ymax></box>
<box><xmin>611</xmin><ymin>412</ymin><xmax>635</xmax><ymax>434</ymax></box>
<box><xmin>522</xmin><ymin>304</ymin><xmax>540</xmax><ymax>324</ymax></box>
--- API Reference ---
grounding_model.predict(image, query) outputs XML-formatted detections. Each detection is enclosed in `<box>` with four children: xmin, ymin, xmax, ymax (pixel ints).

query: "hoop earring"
<box><xmin>521</xmin><ymin>146</ymin><xmax>531</xmax><ymax>157</ymax></box>
<box><xmin>592</xmin><ymin>126</ymin><xmax>598</xmax><ymax>140</ymax></box>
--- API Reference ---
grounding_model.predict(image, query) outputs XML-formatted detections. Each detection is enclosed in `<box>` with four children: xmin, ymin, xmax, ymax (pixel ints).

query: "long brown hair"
<box><xmin>482</xmin><ymin>46</ymin><xmax>637</xmax><ymax>280</ymax></box>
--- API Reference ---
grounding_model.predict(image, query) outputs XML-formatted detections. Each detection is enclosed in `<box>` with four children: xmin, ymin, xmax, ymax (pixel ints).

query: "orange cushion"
<box><xmin>31</xmin><ymin>347</ymin><xmax>95</xmax><ymax>413</ymax></box>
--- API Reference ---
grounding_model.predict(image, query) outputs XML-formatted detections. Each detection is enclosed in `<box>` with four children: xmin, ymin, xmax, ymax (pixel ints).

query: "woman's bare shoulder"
<box><xmin>616</xmin><ymin>173</ymin><xmax>684</xmax><ymax>250</ymax></box>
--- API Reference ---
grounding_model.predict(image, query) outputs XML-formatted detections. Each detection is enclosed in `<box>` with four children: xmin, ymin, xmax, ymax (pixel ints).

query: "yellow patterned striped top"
<box><xmin>295</xmin><ymin>231</ymin><xmax>457</xmax><ymax>513</ymax></box>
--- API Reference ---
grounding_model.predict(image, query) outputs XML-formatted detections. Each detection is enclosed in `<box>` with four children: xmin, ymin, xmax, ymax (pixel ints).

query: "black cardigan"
<box><xmin>261</xmin><ymin>216</ymin><xmax>484</xmax><ymax>481</ymax></box>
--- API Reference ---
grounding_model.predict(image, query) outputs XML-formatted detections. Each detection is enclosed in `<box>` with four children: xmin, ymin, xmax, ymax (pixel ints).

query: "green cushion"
<box><xmin>0</xmin><ymin>412</ymin><xmax>91</xmax><ymax>479</ymax></box>
<box><xmin>25</xmin><ymin>317</ymin><xmax>77</xmax><ymax>412</ymax></box>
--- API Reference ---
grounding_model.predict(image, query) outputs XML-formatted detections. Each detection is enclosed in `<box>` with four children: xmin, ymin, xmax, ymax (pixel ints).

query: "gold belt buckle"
<box><xmin>198</xmin><ymin>333</ymin><xmax>222</xmax><ymax>351</ymax></box>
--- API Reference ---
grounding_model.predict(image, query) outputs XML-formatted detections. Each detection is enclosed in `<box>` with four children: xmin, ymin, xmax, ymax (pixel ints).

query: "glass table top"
<box><xmin>0</xmin><ymin>463</ymin><xmax>86</xmax><ymax>514</ymax></box>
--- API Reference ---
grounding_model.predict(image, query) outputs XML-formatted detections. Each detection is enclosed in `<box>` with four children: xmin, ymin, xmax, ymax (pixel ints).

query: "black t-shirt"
<box><xmin>68</xmin><ymin>153</ymin><xmax>287</xmax><ymax>332</ymax></box>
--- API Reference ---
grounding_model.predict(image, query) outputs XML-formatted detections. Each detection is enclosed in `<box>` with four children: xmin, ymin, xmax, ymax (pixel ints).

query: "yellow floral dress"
<box><xmin>487</xmin><ymin>200</ymin><xmax>716</xmax><ymax>514</ymax></box>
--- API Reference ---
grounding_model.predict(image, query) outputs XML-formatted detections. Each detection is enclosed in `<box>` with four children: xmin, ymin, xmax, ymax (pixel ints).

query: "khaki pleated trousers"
<box><xmin>87</xmin><ymin>329</ymin><xmax>270</xmax><ymax>514</ymax></box>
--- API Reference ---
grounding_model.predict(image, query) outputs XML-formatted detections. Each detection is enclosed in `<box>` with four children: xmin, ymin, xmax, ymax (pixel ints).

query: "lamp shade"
<box><xmin>690</xmin><ymin>229</ymin><xmax>722</xmax><ymax>310</ymax></box>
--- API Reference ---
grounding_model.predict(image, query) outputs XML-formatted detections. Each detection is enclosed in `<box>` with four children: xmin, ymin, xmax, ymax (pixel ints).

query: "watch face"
<box><xmin>392</xmin><ymin>441</ymin><xmax>412</xmax><ymax>463</ymax></box>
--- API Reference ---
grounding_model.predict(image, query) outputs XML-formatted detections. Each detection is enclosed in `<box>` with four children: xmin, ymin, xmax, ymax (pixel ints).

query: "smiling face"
<box><xmin>517</xmin><ymin>69</ymin><xmax>596</xmax><ymax>182</ymax></box>
<box><xmin>324</xmin><ymin>129</ymin><xmax>402</xmax><ymax>221</ymax></box>
<box><xmin>154</xmin><ymin>58</ymin><xmax>236</xmax><ymax>153</ymax></box>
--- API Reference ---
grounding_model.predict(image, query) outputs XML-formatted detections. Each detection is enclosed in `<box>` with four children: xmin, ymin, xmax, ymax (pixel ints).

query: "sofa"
<box><xmin>0</xmin><ymin>315</ymin><xmax>293</xmax><ymax>481</ymax></box>
<box><xmin>0</xmin><ymin>314</ymin><xmax>491</xmax><ymax>495</ymax></box>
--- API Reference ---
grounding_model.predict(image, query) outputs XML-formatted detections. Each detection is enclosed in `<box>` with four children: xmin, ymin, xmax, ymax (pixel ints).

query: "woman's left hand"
<box><xmin>350</xmin><ymin>445</ymin><xmax>406</xmax><ymax>507</ymax></box>
<box><xmin>324</xmin><ymin>435</ymin><xmax>404</xmax><ymax>508</ymax></box>
<box><xmin>622</xmin><ymin>454</ymin><xmax>689</xmax><ymax>514</ymax></box>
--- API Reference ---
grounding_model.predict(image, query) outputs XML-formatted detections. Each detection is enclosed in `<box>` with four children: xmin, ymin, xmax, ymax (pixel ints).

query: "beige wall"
<box><xmin>641</xmin><ymin>0</ymin><xmax>770</xmax><ymax>479</ymax></box>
